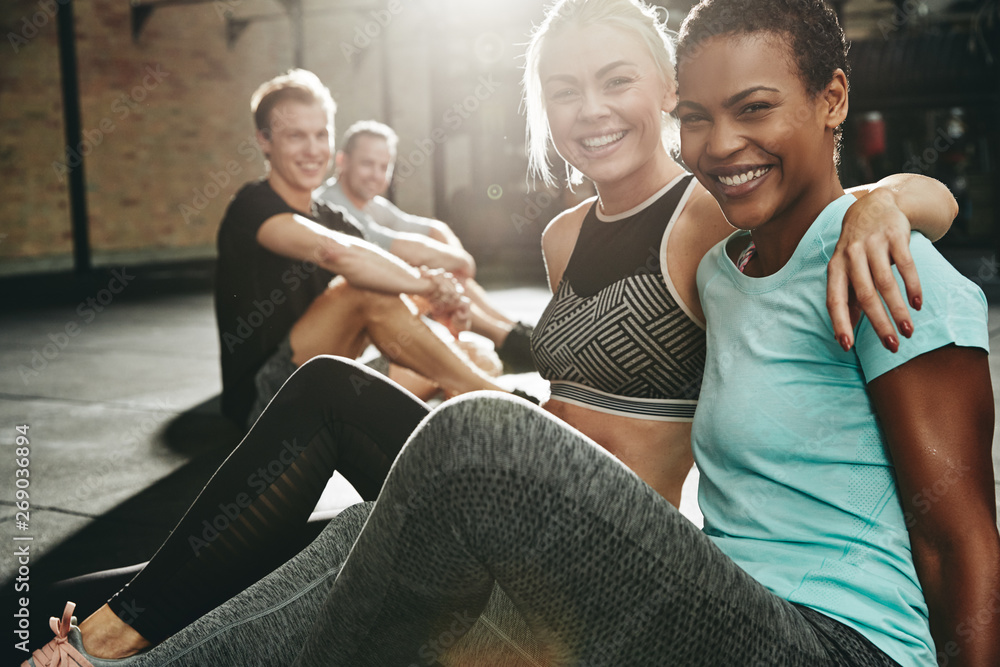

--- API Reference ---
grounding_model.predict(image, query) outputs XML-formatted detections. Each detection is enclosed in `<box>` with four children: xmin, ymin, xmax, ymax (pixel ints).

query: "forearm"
<box><xmin>848</xmin><ymin>174</ymin><xmax>957</xmax><ymax>241</ymax></box>
<box><xmin>390</xmin><ymin>236</ymin><xmax>474</xmax><ymax>276</ymax></box>
<box><xmin>321</xmin><ymin>240</ymin><xmax>433</xmax><ymax>296</ymax></box>
<box><xmin>919</xmin><ymin>537</ymin><xmax>1000</xmax><ymax>666</ymax></box>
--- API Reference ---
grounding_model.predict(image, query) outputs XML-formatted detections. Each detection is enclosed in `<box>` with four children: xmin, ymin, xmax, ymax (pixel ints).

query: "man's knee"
<box><xmin>290</xmin><ymin>355</ymin><xmax>365</xmax><ymax>386</ymax></box>
<box><xmin>326</xmin><ymin>281</ymin><xmax>410</xmax><ymax>323</ymax></box>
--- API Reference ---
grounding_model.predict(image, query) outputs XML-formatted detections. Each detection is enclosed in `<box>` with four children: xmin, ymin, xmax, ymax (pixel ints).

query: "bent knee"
<box><xmin>404</xmin><ymin>393</ymin><xmax>556</xmax><ymax>471</ymax></box>
<box><xmin>277</xmin><ymin>355</ymin><xmax>377</xmax><ymax>406</ymax></box>
<box><xmin>292</xmin><ymin>355</ymin><xmax>366</xmax><ymax>383</ymax></box>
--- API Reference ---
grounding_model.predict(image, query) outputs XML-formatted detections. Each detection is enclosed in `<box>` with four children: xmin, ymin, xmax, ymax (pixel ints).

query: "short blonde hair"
<box><xmin>250</xmin><ymin>69</ymin><xmax>336</xmax><ymax>138</ymax></box>
<box><xmin>522</xmin><ymin>0</ymin><xmax>679</xmax><ymax>187</ymax></box>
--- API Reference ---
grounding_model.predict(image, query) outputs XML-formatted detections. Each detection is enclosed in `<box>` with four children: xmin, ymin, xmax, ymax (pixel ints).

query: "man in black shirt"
<box><xmin>215</xmin><ymin>70</ymin><xmax>506</xmax><ymax>427</ymax></box>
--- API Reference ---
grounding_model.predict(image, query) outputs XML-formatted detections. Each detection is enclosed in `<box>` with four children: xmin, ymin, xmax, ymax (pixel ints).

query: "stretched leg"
<box><xmin>462</xmin><ymin>278</ymin><xmax>515</xmax><ymax>330</ymax></box>
<box><xmin>291</xmin><ymin>394</ymin><xmax>897</xmax><ymax>666</ymax></box>
<box><xmin>104</xmin><ymin>507</ymin><xmax>539</xmax><ymax>667</ymax></box>
<box><xmin>290</xmin><ymin>278</ymin><xmax>507</xmax><ymax>395</ymax></box>
<box><xmin>111</xmin><ymin>503</ymin><xmax>375</xmax><ymax>667</ymax></box>
<box><xmin>80</xmin><ymin>357</ymin><xmax>429</xmax><ymax>657</ymax></box>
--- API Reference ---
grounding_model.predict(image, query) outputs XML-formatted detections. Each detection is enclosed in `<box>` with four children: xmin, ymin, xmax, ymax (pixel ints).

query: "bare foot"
<box><xmin>78</xmin><ymin>604</ymin><xmax>151</xmax><ymax>659</ymax></box>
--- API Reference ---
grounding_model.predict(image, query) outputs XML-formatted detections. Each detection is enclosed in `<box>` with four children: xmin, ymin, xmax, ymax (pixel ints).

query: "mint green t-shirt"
<box><xmin>694</xmin><ymin>194</ymin><xmax>989</xmax><ymax>667</ymax></box>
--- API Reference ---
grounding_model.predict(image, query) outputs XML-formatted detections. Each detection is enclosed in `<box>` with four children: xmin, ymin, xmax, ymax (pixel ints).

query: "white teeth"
<box><xmin>582</xmin><ymin>131</ymin><xmax>626</xmax><ymax>148</ymax></box>
<box><xmin>717</xmin><ymin>167</ymin><xmax>770</xmax><ymax>187</ymax></box>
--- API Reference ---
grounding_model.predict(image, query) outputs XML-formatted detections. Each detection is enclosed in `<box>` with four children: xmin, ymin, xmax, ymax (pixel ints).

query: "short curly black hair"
<box><xmin>676</xmin><ymin>0</ymin><xmax>850</xmax><ymax>97</ymax></box>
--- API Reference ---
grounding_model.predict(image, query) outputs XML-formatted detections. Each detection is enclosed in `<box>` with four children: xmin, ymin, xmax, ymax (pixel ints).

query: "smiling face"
<box><xmin>539</xmin><ymin>22</ymin><xmax>676</xmax><ymax>197</ymax></box>
<box><xmin>336</xmin><ymin>134</ymin><xmax>394</xmax><ymax>206</ymax></box>
<box><xmin>257</xmin><ymin>100</ymin><xmax>332</xmax><ymax>210</ymax></box>
<box><xmin>677</xmin><ymin>33</ymin><xmax>846</xmax><ymax>233</ymax></box>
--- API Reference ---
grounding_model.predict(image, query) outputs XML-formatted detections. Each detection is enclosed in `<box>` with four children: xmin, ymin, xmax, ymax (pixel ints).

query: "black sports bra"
<box><xmin>530</xmin><ymin>174</ymin><xmax>706</xmax><ymax>421</ymax></box>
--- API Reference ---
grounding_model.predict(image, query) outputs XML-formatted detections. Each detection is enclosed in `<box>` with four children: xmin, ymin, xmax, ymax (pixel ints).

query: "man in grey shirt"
<box><xmin>316</xmin><ymin>120</ymin><xmax>535</xmax><ymax>373</ymax></box>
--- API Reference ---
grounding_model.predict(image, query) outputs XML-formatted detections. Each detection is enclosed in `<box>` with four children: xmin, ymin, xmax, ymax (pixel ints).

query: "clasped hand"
<box><xmin>420</xmin><ymin>267</ymin><xmax>472</xmax><ymax>337</ymax></box>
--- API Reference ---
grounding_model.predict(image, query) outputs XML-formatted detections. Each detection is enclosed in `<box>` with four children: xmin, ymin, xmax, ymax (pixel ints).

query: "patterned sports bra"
<box><xmin>530</xmin><ymin>173</ymin><xmax>707</xmax><ymax>421</ymax></box>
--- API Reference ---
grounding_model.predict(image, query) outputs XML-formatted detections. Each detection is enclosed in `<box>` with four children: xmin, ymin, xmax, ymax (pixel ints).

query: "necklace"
<box><xmin>736</xmin><ymin>242</ymin><xmax>757</xmax><ymax>273</ymax></box>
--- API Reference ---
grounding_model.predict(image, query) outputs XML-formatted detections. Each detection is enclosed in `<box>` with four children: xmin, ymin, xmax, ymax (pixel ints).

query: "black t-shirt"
<box><xmin>214</xmin><ymin>179</ymin><xmax>364</xmax><ymax>424</ymax></box>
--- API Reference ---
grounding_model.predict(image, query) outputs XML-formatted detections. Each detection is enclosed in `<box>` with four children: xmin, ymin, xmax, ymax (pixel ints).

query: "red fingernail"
<box><xmin>837</xmin><ymin>334</ymin><xmax>851</xmax><ymax>352</ymax></box>
<box><xmin>883</xmin><ymin>334</ymin><xmax>899</xmax><ymax>353</ymax></box>
<box><xmin>899</xmin><ymin>321</ymin><xmax>913</xmax><ymax>338</ymax></box>
<box><xmin>911</xmin><ymin>296</ymin><xmax>922</xmax><ymax>310</ymax></box>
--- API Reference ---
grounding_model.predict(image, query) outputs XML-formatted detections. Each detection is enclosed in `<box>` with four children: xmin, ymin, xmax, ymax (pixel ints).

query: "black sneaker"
<box><xmin>510</xmin><ymin>388</ymin><xmax>541</xmax><ymax>405</ymax></box>
<box><xmin>496</xmin><ymin>321</ymin><xmax>537</xmax><ymax>374</ymax></box>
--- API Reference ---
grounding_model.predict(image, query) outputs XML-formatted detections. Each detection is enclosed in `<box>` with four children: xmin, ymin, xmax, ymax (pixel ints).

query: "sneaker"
<box><xmin>496</xmin><ymin>322</ymin><xmax>537</xmax><ymax>374</ymax></box>
<box><xmin>22</xmin><ymin>601</ymin><xmax>94</xmax><ymax>667</ymax></box>
<box><xmin>510</xmin><ymin>388</ymin><xmax>541</xmax><ymax>405</ymax></box>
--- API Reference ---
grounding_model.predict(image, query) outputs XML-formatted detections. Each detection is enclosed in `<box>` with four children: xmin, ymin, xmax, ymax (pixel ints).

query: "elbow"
<box><xmin>946</xmin><ymin>192</ymin><xmax>960</xmax><ymax>225</ymax></box>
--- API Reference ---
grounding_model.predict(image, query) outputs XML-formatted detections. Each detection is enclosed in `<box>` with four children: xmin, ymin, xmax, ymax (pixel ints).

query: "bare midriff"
<box><xmin>543</xmin><ymin>398</ymin><xmax>694</xmax><ymax>507</ymax></box>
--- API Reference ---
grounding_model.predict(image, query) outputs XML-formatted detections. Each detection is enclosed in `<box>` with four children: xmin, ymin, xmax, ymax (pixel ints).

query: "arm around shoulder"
<box><xmin>830</xmin><ymin>174</ymin><xmax>958</xmax><ymax>352</ymax></box>
<box><xmin>846</xmin><ymin>173</ymin><xmax>957</xmax><ymax>242</ymax></box>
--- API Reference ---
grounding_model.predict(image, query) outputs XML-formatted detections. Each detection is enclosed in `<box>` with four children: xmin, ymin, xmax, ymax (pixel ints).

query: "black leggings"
<box><xmin>107</xmin><ymin>357</ymin><xmax>429</xmax><ymax>642</ymax></box>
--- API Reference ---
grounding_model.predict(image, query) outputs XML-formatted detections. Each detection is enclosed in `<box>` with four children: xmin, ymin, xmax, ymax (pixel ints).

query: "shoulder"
<box><xmin>369</xmin><ymin>195</ymin><xmax>405</xmax><ymax>219</ymax></box>
<box><xmin>220</xmin><ymin>180</ymin><xmax>290</xmax><ymax>235</ymax></box>
<box><xmin>665</xmin><ymin>181</ymin><xmax>734</xmax><ymax>314</ymax></box>
<box><xmin>370</xmin><ymin>195</ymin><xmax>396</xmax><ymax>212</ymax></box>
<box><xmin>542</xmin><ymin>196</ymin><xmax>594</xmax><ymax>250</ymax></box>
<box><xmin>856</xmin><ymin>233</ymin><xmax>989</xmax><ymax>381</ymax></box>
<box><xmin>670</xmin><ymin>182</ymin><xmax>735</xmax><ymax>261</ymax></box>
<box><xmin>230</xmin><ymin>179</ymin><xmax>280</xmax><ymax>209</ymax></box>
<box><xmin>314</xmin><ymin>177</ymin><xmax>340</xmax><ymax>202</ymax></box>
<box><xmin>315</xmin><ymin>200</ymin><xmax>365</xmax><ymax>238</ymax></box>
<box><xmin>541</xmin><ymin>196</ymin><xmax>595</xmax><ymax>292</ymax></box>
<box><xmin>695</xmin><ymin>234</ymin><xmax>730</xmax><ymax>292</ymax></box>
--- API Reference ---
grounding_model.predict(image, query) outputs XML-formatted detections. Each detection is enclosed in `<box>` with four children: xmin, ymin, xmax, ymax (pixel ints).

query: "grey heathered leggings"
<box><xmin>114</xmin><ymin>359</ymin><xmax>899</xmax><ymax>667</ymax></box>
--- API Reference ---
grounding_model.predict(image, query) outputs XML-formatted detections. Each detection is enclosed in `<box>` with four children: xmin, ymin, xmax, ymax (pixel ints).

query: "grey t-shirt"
<box><xmin>315</xmin><ymin>179</ymin><xmax>432</xmax><ymax>251</ymax></box>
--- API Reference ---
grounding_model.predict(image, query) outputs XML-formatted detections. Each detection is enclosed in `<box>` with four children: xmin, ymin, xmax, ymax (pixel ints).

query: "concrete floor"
<box><xmin>2</xmin><ymin>280</ymin><xmax>999</xmax><ymax>663</ymax></box>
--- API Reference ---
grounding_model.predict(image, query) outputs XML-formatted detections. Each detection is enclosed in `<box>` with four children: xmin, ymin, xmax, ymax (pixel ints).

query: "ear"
<box><xmin>822</xmin><ymin>68</ymin><xmax>849</xmax><ymax>129</ymax></box>
<box><xmin>256</xmin><ymin>128</ymin><xmax>272</xmax><ymax>159</ymax></box>
<box><xmin>660</xmin><ymin>78</ymin><xmax>678</xmax><ymax>115</ymax></box>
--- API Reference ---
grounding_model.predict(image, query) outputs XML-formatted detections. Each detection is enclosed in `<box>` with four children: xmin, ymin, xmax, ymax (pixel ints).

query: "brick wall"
<box><xmin>1</xmin><ymin>0</ymin><xmax>539</xmax><ymax>277</ymax></box>
<box><xmin>0</xmin><ymin>0</ymin><xmax>429</xmax><ymax>274</ymax></box>
<box><xmin>1</xmin><ymin>0</ymin><xmax>74</xmax><ymax>274</ymax></box>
